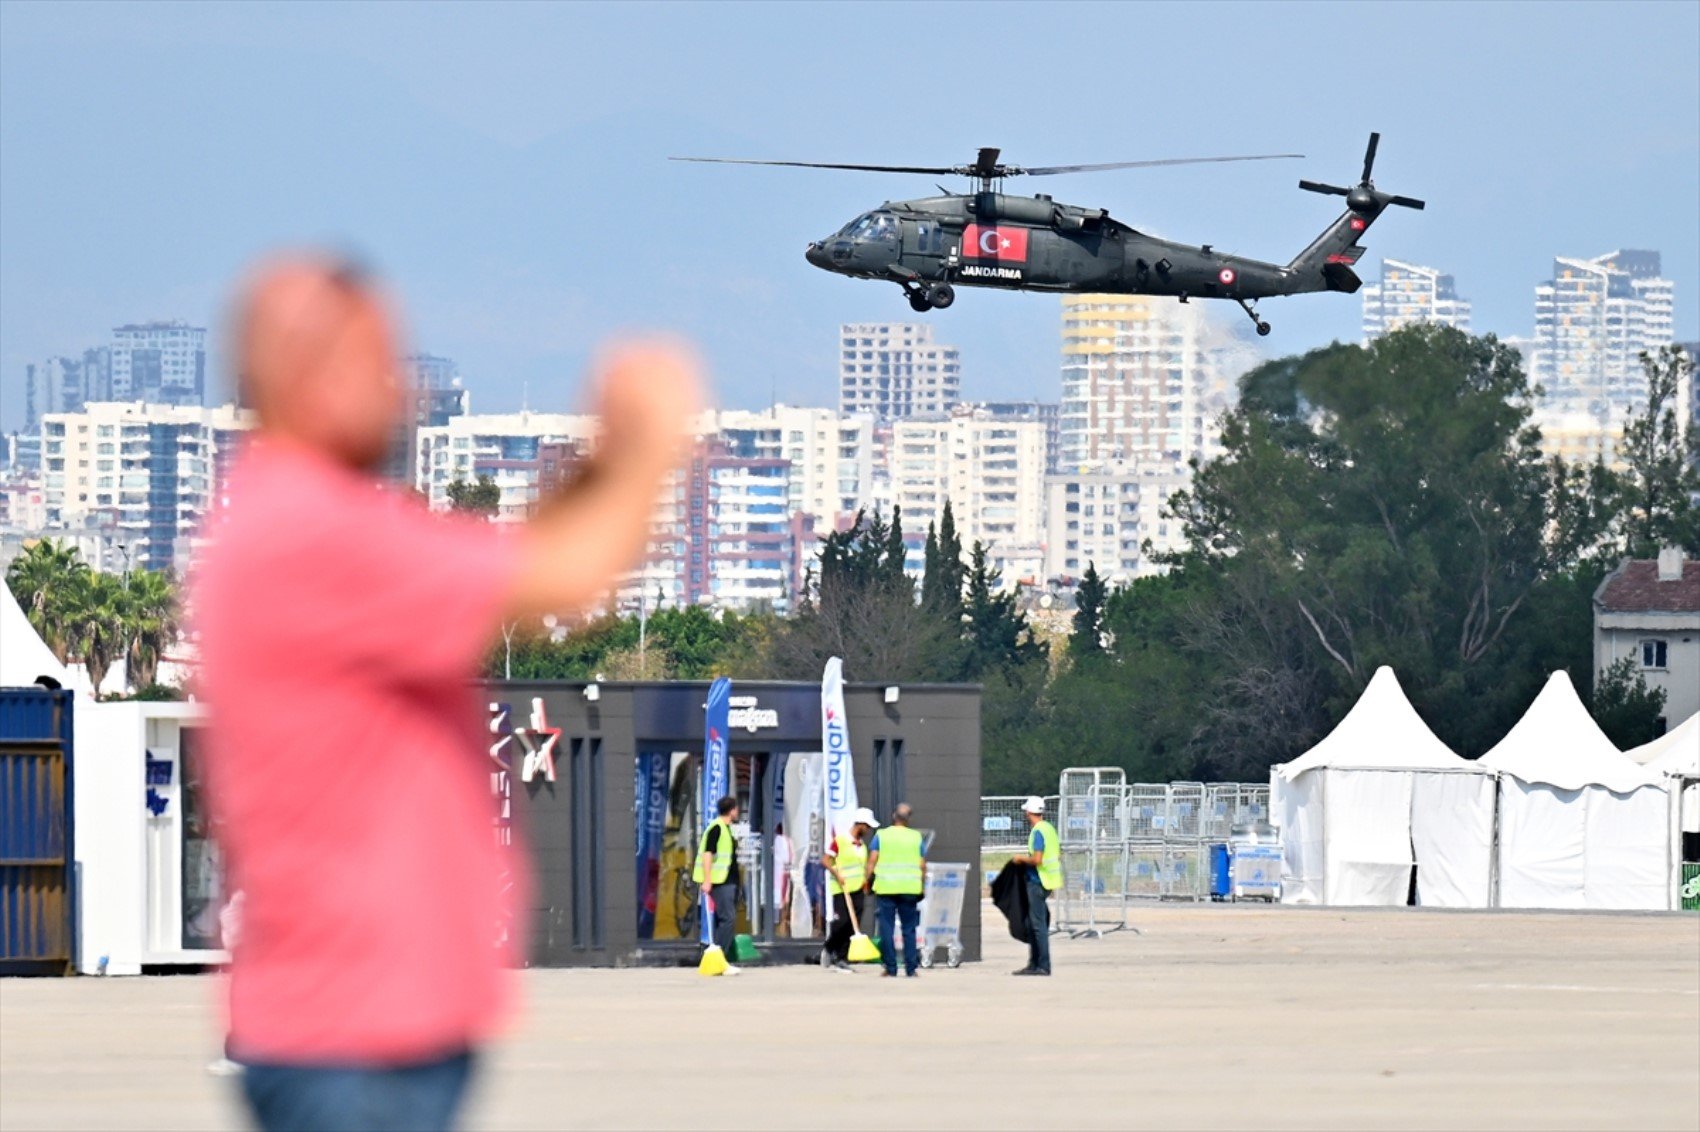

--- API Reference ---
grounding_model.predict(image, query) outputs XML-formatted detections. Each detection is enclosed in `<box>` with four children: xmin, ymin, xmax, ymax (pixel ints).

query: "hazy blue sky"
<box><xmin>2</xmin><ymin>0</ymin><xmax>1696</xmax><ymax>431</ymax></box>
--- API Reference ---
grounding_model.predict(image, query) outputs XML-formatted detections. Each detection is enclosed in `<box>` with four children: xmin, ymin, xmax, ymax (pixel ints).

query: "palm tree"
<box><xmin>66</xmin><ymin>571</ymin><xmax>129</xmax><ymax>695</ymax></box>
<box><xmin>124</xmin><ymin>570</ymin><xmax>180</xmax><ymax>690</ymax></box>
<box><xmin>5</xmin><ymin>539</ymin><xmax>90</xmax><ymax>662</ymax></box>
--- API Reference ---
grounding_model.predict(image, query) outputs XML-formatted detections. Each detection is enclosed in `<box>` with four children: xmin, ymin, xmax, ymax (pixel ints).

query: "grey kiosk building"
<box><xmin>490</xmin><ymin>679</ymin><xmax>982</xmax><ymax>968</ymax></box>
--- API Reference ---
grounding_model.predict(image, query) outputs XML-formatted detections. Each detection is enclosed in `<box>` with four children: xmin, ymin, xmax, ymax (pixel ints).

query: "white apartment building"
<box><xmin>1593</xmin><ymin>548</ymin><xmax>1700</xmax><ymax>731</ymax></box>
<box><xmin>1361</xmin><ymin>259</ymin><xmax>1472</xmax><ymax>342</ymax></box>
<box><xmin>414</xmin><ymin>411</ymin><xmax>599</xmax><ymax>519</ymax></box>
<box><xmin>715</xmin><ymin>404</ymin><xmax>875</xmax><ymax>529</ymax></box>
<box><xmin>110</xmin><ymin>322</ymin><xmax>207</xmax><ymax>406</ymax></box>
<box><xmin>1530</xmin><ymin>252</ymin><xmax>1677</xmax><ymax>450</ymax></box>
<box><xmin>1042</xmin><ymin>460</ymin><xmax>1192</xmax><ymax>585</ymax></box>
<box><xmin>839</xmin><ymin>322</ymin><xmax>961</xmax><ymax>420</ymax></box>
<box><xmin>1058</xmin><ymin>294</ymin><xmax>1254</xmax><ymax>470</ymax></box>
<box><xmin>40</xmin><ymin>401</ymin><xmax>253</xmax><ymax>570</ymax></box>
<box><xmin>889</xmin><ymin>408</ymin><xmax>1045</xmax><ymax>579</ymax></box>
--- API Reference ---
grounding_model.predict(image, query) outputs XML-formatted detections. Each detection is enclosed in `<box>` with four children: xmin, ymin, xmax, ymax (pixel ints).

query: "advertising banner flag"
<box><xmin>635</xmin><ymin>752</ymin><xmax>669</xmax><ymax>940</ymax></box>
<box><xmin>699</xmin><ymin>676</ymin><xmax>732</xmax><ymax>946</ymax></box>
<box><xmin>821</xmin><ymin>658</ymin><xmax>858</xmax><ymax>929</ymax></box>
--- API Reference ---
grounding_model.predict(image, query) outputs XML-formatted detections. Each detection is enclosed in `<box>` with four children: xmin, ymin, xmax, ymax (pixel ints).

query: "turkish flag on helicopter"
<box><xmin>961</xmin><ymin>224</ymin><xmax>1029</xmax><ymax>263</ymax></box>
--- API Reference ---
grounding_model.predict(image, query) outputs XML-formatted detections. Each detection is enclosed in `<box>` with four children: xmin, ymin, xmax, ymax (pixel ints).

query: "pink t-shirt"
<box><xmin>194</xmin><ymin>437</ymin><xmax>526</xmax><ymax>1063</ymax></box>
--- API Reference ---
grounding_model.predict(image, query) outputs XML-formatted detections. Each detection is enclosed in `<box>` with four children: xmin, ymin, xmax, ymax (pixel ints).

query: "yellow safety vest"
<box><xmin>871</xmin><ymin>826</ymin><xmax>924</xmax><ymax>896</ymax></box>
<box><xmin>1031</xmin><ymin>820</ymin><xmax>1063</xmax><ymax>892</ymax></box>
<box><xmin>827</xmin><ymin>838</ymin><xmax>867</xmax><ymax>896</ymax></box>
<box><xmin>692</xmin><ymin>818</ymin><xmax>734</xmax><ymax>885</ymax></box>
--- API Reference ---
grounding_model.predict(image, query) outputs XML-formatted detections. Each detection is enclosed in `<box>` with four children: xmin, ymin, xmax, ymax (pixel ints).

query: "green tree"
<box><xmin>959</xmin><ymin>541</ymin><xmax>1045</xmax><ymax>680</ymax></box>
<box><xmin>446</xmin><ymin>475</ymin><xmax>501</xmax><ymax>516</ymax></box>
<box><xmin>1070</xmin><ymin>561</ymin><xmax>1108</xmax><ymax>657</ymax></box>
<box><xmin>919</xmin><ymin>500</ymin><xmax>965</xmax><ymax>619</ymax></box>
<box><xmin>771</xmin><ymin>508</ymin><xmax>953</xmax><ymax>681</ymax></box>
<box><xmin>1588</xmin><ymin>656</ymin><xmax>1668</xmax><ymax>749</ymax></box>
<box><xmin>123</xmin><ymin>570</ymin><xmax>180</xmax><ymax>690</ymax></box>
<box><xmin>1166</xmin><ymin>324</ymin><xmax>1619</xmax><ymax>764</ymax></box>
<box><xmin>66</xmin><ymin>570</ymin><xmax>130</xmax><ymax>694</ymax></box>
<box><xmin>5</xmin><ymin>538</ymin><xmax>90</xmax><ymax>661</ymax></box>
<box><xmin>1614</xmin><ymin>345</ymin><xmax>1700</xmax><ymax>556</ymax></box>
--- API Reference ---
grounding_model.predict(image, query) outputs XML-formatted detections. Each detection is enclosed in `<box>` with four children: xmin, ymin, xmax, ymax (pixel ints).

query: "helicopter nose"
<box><xmin>805</xmin><ymin>241</ymin><xmax>830</xmax><ymax>269</ymax></box>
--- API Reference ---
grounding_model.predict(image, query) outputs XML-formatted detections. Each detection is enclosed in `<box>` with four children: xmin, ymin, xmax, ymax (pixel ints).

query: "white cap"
<box><xmin>1021</xmin><ymin>796</ymin><xmax>1046</xmax><ymax>814</ymax></box>
<box><xmin>852</xmin><ymin>806</ymin><xmax>880</xmax><ymax>828</ymax></box>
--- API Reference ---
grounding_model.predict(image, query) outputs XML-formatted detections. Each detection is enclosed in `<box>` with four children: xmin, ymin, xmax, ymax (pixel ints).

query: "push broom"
<box><xmin>844</xmin><ymin>894</ymin><xmax>880</xmax><ymax>964</ymax></box>
<box><xmin>697</xmin><ymin>892</ymin><xmax>728</xmax><ymax>976</ymax></box>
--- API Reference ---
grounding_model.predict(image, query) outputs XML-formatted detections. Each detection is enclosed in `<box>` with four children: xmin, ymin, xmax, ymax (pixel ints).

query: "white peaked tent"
<box><xmin>1</xmin><ymin>583</ymin><xmax>70</xmax><ymax>688</ymax></box>
<box><xmin>1626</xmin><ymin>713</ymin><xmax>1700</xmax><ymax>774</ymax></box>
<box><xmin>1271</xmin><ymin>667</ymin><xmax>1495</xmax><ymax>907</ymax></box>
<box><xmin>1631</xmin><ymin>714</ymin><xmax>1699</xmax><ymax>910</ymax></box>
<box><xmin>1481</xmin><ymin>671</ymin><xmax>1669</xmax><ymax>909</ymax></box>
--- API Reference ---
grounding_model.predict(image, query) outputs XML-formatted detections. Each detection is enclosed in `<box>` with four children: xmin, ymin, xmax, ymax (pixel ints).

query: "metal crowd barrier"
<box><xmin>981</xmin><ymin>778</ymin><xmax>1271</xmax><ymax>927</ymax></box>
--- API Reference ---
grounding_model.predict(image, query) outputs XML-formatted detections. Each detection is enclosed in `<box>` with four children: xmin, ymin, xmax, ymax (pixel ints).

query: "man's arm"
<box><xmin>1012</xmin><ymin>827</ymin><xmax>1043</xmax><ymax>867</ymax></box>
<box><xmin>507</xmin><ymin>343</ymin><xmax>702</xmax><ymax>620</ymax></box>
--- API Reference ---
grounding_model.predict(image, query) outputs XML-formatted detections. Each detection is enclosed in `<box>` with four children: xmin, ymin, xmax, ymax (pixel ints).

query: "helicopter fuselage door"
<box><xmin>902</xmin><ymin>219</ymin><xmax>945</xmax><ymax>279</ymax></box>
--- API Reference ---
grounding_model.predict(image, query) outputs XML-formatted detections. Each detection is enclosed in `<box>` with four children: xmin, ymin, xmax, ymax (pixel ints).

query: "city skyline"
<box><xmin>2</xmin><ymin>2</ymin><xmax>1696</xmax><ymax>435</ymax></box>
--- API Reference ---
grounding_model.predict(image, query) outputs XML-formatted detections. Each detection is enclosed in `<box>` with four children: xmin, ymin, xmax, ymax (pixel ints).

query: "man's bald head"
<box><xmin>893</xmin><ymin>803</ymin><xmax>913</xmax><ymax>826</ymax></box>
<box><xmin>235</xmin><ymin>255</ymin><xmax>407</xmax><ymax>470</ymax></box>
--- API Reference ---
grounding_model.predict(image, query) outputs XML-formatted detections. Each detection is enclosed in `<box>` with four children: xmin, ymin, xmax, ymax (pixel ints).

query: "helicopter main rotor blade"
<box><xmin>669</xmin><ymin>157</ymin><xmax>958</xmax><ymax>175</ymax></box>
<box><xmin>1020</xmin><ymin>153</ymin><xmax>1305</xmax><ymax>176</ymax></box>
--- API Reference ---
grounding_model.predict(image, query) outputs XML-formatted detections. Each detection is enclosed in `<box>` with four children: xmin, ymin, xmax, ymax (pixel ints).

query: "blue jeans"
<box><xmin>876</xmin><ymin>893</ymin><xmax>921</xmax><ymax>975</ymax></box>
<box><xmin>1026</xmin><ymin>875</ymin><xmax>1052</xmax><ymax>973</ymax></box>
<box><xmin>240</xmin><ymin>1049</ymin><xmax>475</xmax><ymax>1132</ymax></box>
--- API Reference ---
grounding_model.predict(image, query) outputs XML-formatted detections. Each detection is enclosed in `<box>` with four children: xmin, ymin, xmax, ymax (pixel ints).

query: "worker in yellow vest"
<box><xmin>1009</xmin><ymin>796</ymin><xmax>1061</xmax><ymax>976</ymax></box>
<box><xmin>867</xmin><ymin>803</ymin><xmax>926</xmax><ymax>978</ymax></box>
<box><xmin>820</xmin><ymin>806</ymin><xmax>878</xmax><ymax>972</ymax></box>
<box><xmin>693</xmin><ymin>795</ymin><xmax>742</xmax><ymax>975</ymax></box>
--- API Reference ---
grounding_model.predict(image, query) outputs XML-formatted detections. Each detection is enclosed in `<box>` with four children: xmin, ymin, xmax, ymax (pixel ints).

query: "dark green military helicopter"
<box><xmin>673</xmin><ymin>133</ymin><xmax>1422</xmax><ymax>335</ymax></box>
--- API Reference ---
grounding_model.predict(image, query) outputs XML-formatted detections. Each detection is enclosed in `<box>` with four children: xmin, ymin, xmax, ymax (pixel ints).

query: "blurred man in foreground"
<box><xmin>195</xmin><ymin>255</ymin><xmax>701</xmax><ymax>1131</ymax></box>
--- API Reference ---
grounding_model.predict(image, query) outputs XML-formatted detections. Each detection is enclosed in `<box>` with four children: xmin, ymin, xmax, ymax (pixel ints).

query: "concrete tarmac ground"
<box><xmin>2</xmin><ymin>904</ymin><xmax>1697</xmax><ymax>1131</ymax></box>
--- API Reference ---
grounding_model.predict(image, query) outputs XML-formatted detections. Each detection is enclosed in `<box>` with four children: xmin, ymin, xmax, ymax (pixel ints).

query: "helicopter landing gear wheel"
<box><xmin>927</xmin><ymin>282</ymin><xmax>955</xmax><ymax>310</ymax></box>
<box><xmin>1234</xmin><ymin>296</ymin><xmax>1270</xmax><ymax>337</ymax></box>
<box><xmin>907</xmin><ymin>291</ymin><xmax>933</xmax><ymax>313</ymax></box>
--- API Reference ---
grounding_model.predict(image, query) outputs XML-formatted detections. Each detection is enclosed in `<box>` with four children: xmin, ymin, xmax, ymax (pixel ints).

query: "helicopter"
<box><xmin>673</xmin><ymin>133</ymin><xmax>1423</xmax><ymax>335</ymax></box>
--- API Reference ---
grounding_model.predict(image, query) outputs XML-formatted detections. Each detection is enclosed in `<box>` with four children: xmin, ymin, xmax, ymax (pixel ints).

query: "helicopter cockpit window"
<box><xmin>848</xmin><ymin>213</ymin><xmax>897</xmax><ymax>242</ymax></box>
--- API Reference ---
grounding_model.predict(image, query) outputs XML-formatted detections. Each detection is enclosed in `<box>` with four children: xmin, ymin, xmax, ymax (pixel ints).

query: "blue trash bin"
<box><xmin>1208</xmin><ymin>843</ymin><xmax>1231</xmax><ymax>900</ymax></box>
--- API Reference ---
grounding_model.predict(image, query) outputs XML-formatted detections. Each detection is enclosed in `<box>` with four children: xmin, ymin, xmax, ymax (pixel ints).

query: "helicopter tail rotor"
<box><xmin>1297</xmin><ymin>132</ymin><xmax>1425</xmax><ymax>211</ymax></box>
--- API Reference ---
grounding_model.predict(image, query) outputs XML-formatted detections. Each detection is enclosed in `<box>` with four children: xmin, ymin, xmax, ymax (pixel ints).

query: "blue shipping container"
<box><xmin>0</xmin><ymin>687</ymin><xmax>75</xmax><ymax>974</ymax></box>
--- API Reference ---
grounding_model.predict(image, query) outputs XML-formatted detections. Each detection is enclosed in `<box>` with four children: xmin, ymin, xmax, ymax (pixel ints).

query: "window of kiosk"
<box><xmin>178</xmin><ymin>726</ymin><xmax>228</xmax><ymax>951</ymax></box>
<box><xmin>633</xmin><ymin>750</ymin><xmax>826</xmax><ymax>944</ymax></box>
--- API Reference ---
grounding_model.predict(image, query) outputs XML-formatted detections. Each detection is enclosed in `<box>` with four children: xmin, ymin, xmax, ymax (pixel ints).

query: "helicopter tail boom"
<box><xmin>1285</xmin><ymin>132</ymin><xmax>1422</xmax><ymax>293</ymax></box>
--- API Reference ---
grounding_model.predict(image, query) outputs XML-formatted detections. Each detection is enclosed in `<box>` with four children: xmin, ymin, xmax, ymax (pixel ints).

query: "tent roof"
<box><xmin>1480</xmin><ymin>671</ymin><xmax>1663</xmax><ymax>792</ymax></box>
<box><xmin>1</xmin><ymin>583</ymin><xmax>69</xmax><ymax>688</ymax></box>
<box><xmin>1276</xmin><ymin>666</ymin><xmax>1470</xmax><ymax>780</ymax></box>
<box><xmin>1629</xmin><ymin>713</ymin><xmax>1699</xmax><ymax>776</ymax></box>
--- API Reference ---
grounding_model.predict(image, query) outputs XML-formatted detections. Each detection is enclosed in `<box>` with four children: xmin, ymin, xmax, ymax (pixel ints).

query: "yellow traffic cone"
<box><xmin>844</xmin><ymin>894</ymin><xmax>881</xmax><ymax>964</ymax></box>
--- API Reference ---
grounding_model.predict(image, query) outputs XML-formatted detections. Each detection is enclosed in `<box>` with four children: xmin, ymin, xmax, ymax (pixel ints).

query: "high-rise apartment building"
<box><xmin>971</xmin><ymin>401</ymin><xmax>1061</xmax><ymax>473</ymax></box>
<box><xmin>839</xmin><ymin>322</ymin><xmax>961</xmax><ymax>420</ymax></box>
<box><xmin>24</xmin><ymin>349</ymin><xmax>111</xmax><ymax>429</ymax></box>
<box><xmin>716</xmin><ymin>404</ymin><xmax>875</xmax><ymax>530</ymax></box>
<box><xmin>40</xmin><ymin>401</ymin><xmax>253</xmax><ymax>570</ymax></box>
<box><xmin>1361</xmin><ymin>259</ymin><xmax>1472</xmax><ymax>341</ymax></box>
<box><xmin>677</xmin><ymin>438</ymin><xmax>804</xmax><ymax>612</ymax></box>
<box><xmin>1529</xmin><ymin>251</ymin><xmax>1677</xmax><ymax>464</ymax></box>
<box><xmin>1058</xmin><ymin>294</ymin><xmax>1253</xmax><ymax>471</ymax></box>
<box><xmin>383</xmin><ymin>354</ymin><xmax>469</xmax><ymax>482</ymax></box>
<box><xmin>414</xmin><ymin>411</ymin><xmax>599</xmax><ymax>518</ymax></box>
<box><xmin>110</xmin><ymin>322</ymin><xmax>207</xmax><ymax>406</ymax></box>
<box><xmin>1042</xmin><ymin>460</ymin><xmax>1192</xmax><ymax>585</ymax></box>
<box><xmin>889</xmin><ymin>407</ymin><xmax>1046</xmax><ymax>580</ymax></box>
